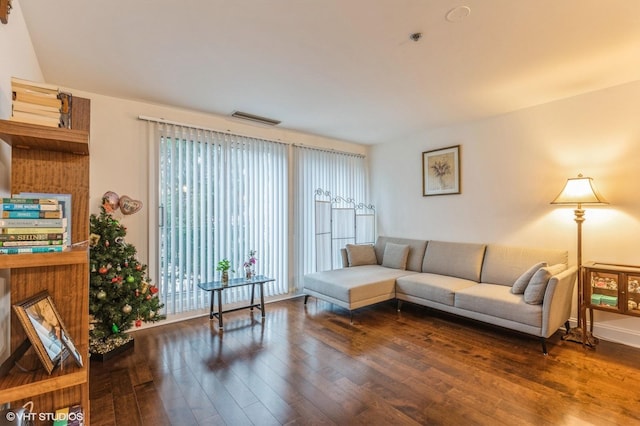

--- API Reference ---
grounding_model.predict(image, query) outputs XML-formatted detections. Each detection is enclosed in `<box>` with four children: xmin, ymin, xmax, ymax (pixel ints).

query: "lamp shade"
<box><xmin>551</xmin><ymin>174</ymin><xmax>608</xmax><ymax>206</ymax></box>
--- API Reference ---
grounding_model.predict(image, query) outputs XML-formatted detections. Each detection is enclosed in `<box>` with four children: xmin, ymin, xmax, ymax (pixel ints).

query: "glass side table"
<box><xmin>197</xmin><ymin>275</ymin><xmax>274</xmax><ymax>329</ymax></box>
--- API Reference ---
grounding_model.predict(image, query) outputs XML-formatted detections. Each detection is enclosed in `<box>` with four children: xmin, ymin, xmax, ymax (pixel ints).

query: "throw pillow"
<box><xmin>524</xmin><ymin>264</ymin><xmax>566</xmax><ymax>304</ymax></box>
<box><xmin>381</xmin><ymin>243</ymin><xmax>410</xmax><ymax>270</ymax></box>
<box><xmin>345</xmin><ymin>244</ymin><xmax>377</xmax><ymax>267</ymax></box>
<box><xmin>511</xmin><ymin>261</ymin><xmax>548</xmax><ymax>294</ymax></box>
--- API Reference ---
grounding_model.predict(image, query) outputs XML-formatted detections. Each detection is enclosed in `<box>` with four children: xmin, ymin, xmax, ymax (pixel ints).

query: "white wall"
<box><xmin>371</xmin><ymin>79</ymin><xmax>640</xmax><ymax>347</ymax></box>
<box><xmin>0</xmin><ymin>1</ymin><xmax>45</xmax><ymax>364</ymax></box>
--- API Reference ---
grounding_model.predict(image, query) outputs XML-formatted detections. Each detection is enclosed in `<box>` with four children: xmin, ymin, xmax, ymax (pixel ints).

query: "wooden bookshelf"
<box><xmin>0</xmin><ymin>98</ymin><xmax>90</xmax><ymax>422</ymax></box>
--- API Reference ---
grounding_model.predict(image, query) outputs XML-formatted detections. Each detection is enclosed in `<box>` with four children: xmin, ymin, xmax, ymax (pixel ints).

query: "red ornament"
<box><xmin>146</xmin><ymin>294</ymin><xmax>151</xmax><ymax>300</ymax></box>
<box><xmin>135</xmin><ymin>319</ymin><xmax>142</xmax><ymax>327</ymax></box>
<box><xmin>111</xmin><ymin>277</ymin><xmax>119</xmax><ymax>283</ymax></box>
<box><xmin>98</xmin><ymin>267</ymin><xmax>108</xmax><ymax>274</ymax></box>
<box><xmin>136</xmin><ymin>264</ymin><xmax>142</xmax><ymax>271</ymax></box>
<box><xmin>150</xmin><ymin>285</ymin><xmax>159</xmax><ymax>295</ymax></box>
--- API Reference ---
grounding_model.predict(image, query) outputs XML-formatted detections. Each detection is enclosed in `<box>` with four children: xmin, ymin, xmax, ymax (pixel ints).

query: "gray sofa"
<box><xmin>303</xmin><ymin>236</ymin><xmax>578</xmax><ymax>354</ymax></box>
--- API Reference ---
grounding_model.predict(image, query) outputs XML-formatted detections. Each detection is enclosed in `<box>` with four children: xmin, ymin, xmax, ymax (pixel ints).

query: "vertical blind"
<box><xmin>157</xmin><ymin>124</ymin><xmax>288</xmax><ymax>315</ymax></box>
<box><xmin>292</xmin><ymin>146</ymin><xmax>368</xmax><ymax>290</ymax></box>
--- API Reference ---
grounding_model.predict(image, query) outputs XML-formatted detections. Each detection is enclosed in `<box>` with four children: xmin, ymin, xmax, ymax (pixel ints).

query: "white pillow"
<box><xmin>511</xmin><ymin>262</ymin><xmax>547</xmax><ymax>294</ymax></box>
<box><xmin>381</xmin><ymin>243</ymin><xmax>410</xmax><ymax>270</ymax></box>
<box><xmin>524</xmin><ymin>264</ymin><xmax>566</xmax><ymax>304</ymax></box>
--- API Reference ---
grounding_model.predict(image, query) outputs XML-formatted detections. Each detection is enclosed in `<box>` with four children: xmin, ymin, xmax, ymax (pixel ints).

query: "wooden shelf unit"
<box><xmin>0</xmin><ymin>99</ymin><xmax>90</xmax><ymax>421</ymax></box>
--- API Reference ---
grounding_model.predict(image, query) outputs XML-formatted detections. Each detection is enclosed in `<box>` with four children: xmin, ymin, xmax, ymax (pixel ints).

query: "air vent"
<box><xmin>231</xmin><ymin>111</ymin><xmax>281</xmax><ymax>126</ymax></box>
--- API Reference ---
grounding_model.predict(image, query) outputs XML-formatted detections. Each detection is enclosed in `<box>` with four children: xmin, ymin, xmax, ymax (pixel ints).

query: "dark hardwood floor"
<box><xmin>89</xmin><ymin>297</ymin><xmax>640</xmax><ymax>425</ymax></box>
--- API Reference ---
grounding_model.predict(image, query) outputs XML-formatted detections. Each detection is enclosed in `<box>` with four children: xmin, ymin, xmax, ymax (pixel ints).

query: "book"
<box><xmin>11</xmin><ymin>76</ymin><xmax>60</xmax><ymax>95</ymax></box>
<box><xmin>10</xmin><ymin>110</ymin><xmax>61</xmax><ymax>127</ymax></box>
<box><xmin>0</xmin><ymin>203</ymin><xmax>60</xmax><ymax>211</ymax></box>
<box><xmin>19</xmin><ymin>193</ymin><xmax>72</xmax><ymax>247</ymax></box>
<box><xmin>12</xmin><ymin>100</ymin><xmax>61</xmax><ymax>114</ymax></box>
<box><xmin>12</xmin><ymin>90</ymin><xmax>63</xmax><ymax>108</ymax></box>
<box><xmin>0</xmin><ymin>197</ymin><xmax>59</xmax><ymax>204</ymax></box>
<box><xmin>0</xmin><ymin>246</ymin><xmax>64</xmax><ymax>254</ymax></box>
<box><xmin>1</xmin><ymin>210</ymin><xmax>63</xmax><ymax>219</ymax></box>
<box><xmin>0</xmin><ymin>227</ymin><xmax>66</xmax><ymax>234</ymax></box>
<box><xmin>0</xmin><ymin>240</ymin><xmax>65</xmax><ymax>247</ymax></box>
<box><xmin>0</xmin><ymin>218</ymin><xmax>67</xmax><ymax>228</ymax></box>
<box><xmin>0</xmin><ymin>233</ymin><xmax>65</xmax><ymax>241</ymax></box>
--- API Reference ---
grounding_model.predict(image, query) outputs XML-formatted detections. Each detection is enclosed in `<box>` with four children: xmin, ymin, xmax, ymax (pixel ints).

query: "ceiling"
<box><xmin>17</xmin><ymin>0</ymin><xmax>640</xmax><ymax>145</ymax></box>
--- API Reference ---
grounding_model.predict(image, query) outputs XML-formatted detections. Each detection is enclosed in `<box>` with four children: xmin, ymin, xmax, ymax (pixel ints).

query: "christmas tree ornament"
<box><xmin>135</xmin><ymin>319</ymin><xmax>142</xmax><ymax>327</ymax></box>
<box><xmin>89</xmin><ymin>233</ymin><xmax>101</xmax><ymax>247</ymax></box>
<box><xmin>111</xmin><ymin>323</ymin><xmax>119</xmax><ymax>333</ymax></box>
<box><xmin>97</xmin><ymin>290</ymin><xmax>107</xmax><ymax>300</ymax></box>
<box><xmin>105</xmin><ymin>240</ymin><xmax>110</xmax><ymax>247</ymax></box>
<box><xmin>99</xmin><ymin>266</ymin><xmax>108</xmax><ymax>274</ymax></box>
<box><xmin>135</xmin><ymin>289</ymin><xmax>140</xmax><ymax>297</ymax></box>
<box><xmin>122</xmin><ymin>304</ymin><xmax>132</xmax><ymax>314</ymax></box>
<box><xmin>150</xmin><ymin>285</ymin><xmax>159</xmax><ymax>295</ymax></box>
<box><xmin>136</xmin><ymin>264</ymin><xmax>142</xmax><ymax>271</ymax></box>
<box><xmin>126</xmin><ymin>275</ymin><xmax>135</xmax><ymax>283</ymax></box>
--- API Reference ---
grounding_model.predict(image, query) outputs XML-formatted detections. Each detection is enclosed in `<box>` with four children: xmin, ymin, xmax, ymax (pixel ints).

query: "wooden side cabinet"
<box><xmin>581</xmin><ymin>261</ymin><xmax>640</xmax><ymax>344</ymax></box>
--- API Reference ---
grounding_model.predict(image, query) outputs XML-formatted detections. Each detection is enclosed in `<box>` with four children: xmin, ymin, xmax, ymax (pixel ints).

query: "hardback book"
<box><xmin>10</xmin><ymin>110</ymin><xmax>61</xmax><ymax>127</ymax></box>
<box><xmin>0</xmin><ymin>240</ymin><xmax>65</xmax><ymax>247</ymax></box>
<box><xmin>0</xmin><ymin>218</ymin><xmax>67</xmax><ymax>228</ymax></box>
<box><xmin>11</xmin><ymin>76</ymin><xmax>60</xmax><ymax>95</ymax></box>
<box><xmin>0</xmin><ymin>246</ymin><xmax>64</xmax><ymax>254</ymax></box>
<box><xmin>12</xmin><ymin>90</ymin><xmax>63</xmax><ymax>108</ymax></box>
<box><xmin>0</xmin><ymin>197</ymin><xmax>59</xmax><ymax>205</ymax></box>
<box><xmin>12</xmin><ymin>100</ymin><xmax>61</xmax><ymax>114</ymax></box>
<box><xmin>0</xmin><ymin>233</ymin><xmax>65</xmax><ymax>241</ymax></box>
<box><xmin>1</xmin><ymin>210</ymin><xmax>63</xmax><ymax>219</ymax></box>
<box><xmin>0</xmin><ymin>203</ymin><xmax>60</xmax><ymax>211</ymax></box>
<box><xmin>0</xmin><ymin>227</ymin><xmax>66</xmax><ymax>234</ymax></box>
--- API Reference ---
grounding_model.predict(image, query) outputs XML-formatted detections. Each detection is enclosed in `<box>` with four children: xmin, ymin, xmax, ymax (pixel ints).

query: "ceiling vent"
<box><xmin>231</xmin><ymin>111</ymin><xmax>281</xmax><ymax>126</ymax></box>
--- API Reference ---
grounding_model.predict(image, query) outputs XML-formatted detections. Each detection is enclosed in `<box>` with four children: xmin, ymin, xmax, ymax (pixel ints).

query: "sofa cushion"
<box><xmin>481</xmin><ymin>245</ymin><xmax>568</xmax><ymax>286</ymax></box>
<box><xmin>422</xmin><ymin>241</ymin><xmax>486</xmax><ymax>282</ymax></box>
<box><xmin>303</xmin><ymin>265</ymin><xmax>415</xmax><ymax>307</ymax></box>
<box><xmin>524</xmin><ymin>264</ymin><xmax>566</xmax><ymax>305</ymax></box>
<box><xmin>396</xmin><ymin>273</ymin><xmax>477</xmax><ymax>306</ymax></box>
<box><xmin>454</xmin><ymin>283</ymin><xmax>542</xmax><ymax>327</ymax></box>
<box><xmin>511</xmin><ymin>262</ymin><xmax>548</xmax><ymax>294</ymax></box>
<box><xmin>374</xmin><ymin>237</ymin><xmax>428</xmax><ymax>272</ymax></box>
<box><xmin>346</xmin><ymin>244</ymin><xmax>377</xmax><ymax>267</ymax></box>
<box><xmin>382</xmin><ymin>243</ymin><xmax>410</xmax><ymax>270</ymax></box>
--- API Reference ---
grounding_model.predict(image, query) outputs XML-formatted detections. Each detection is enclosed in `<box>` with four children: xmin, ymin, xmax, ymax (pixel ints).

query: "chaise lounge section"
<box><xmin>303</xmin><ymin>236</ymin><xmax>578</xmax><ymax>354</ymax></box>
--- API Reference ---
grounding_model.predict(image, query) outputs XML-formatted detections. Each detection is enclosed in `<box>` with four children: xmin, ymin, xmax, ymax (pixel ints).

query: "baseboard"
<box><xmin>568</xmin><ymin>318</ymin><xmax>640</xmax><ymax>349</ymax></box>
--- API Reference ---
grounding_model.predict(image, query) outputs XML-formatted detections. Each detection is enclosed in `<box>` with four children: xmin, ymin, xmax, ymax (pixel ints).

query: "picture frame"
<box><xmin>422</xmin><ymin>145</ymin><xmax>461</xmax><ymax>196</ymax></box>
<box><xmin>12</xmin><ymin>291</ymin><xmax>81</xmax><ymax>374</ymax></box>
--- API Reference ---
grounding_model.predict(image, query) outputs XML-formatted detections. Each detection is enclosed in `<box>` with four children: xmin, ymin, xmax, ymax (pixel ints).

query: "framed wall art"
<box><xmin>422</xmin><ymin>145</ymin><xmax>460</xmax><ymax>196</ymax></box>
<box><xmin>12</xmin><ymin>291</ymin><xmax>81</xmax><ymax>374</ymax></box>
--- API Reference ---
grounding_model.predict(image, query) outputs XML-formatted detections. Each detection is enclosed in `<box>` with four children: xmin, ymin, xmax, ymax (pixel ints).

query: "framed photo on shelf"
<box><xmin>12</xmin><ymin>291</ymin><xmax>78</xmax><ymax>374</ymax></box>
<box><xmin>422</xmin><ymin>145</ymin><xmax>460</xmax><ymax>196</ymax></box>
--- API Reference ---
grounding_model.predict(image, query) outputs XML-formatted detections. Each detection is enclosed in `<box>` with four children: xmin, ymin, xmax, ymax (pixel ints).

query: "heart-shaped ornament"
<box><xmin>102</xmin><ymin>191</ymin><xmax>120</xmax><ymax>212</ymax></box>
<box><xmin>119</xmin><ymin>195</ymin><xmax>143</xmax><ymax>215</ymax></box>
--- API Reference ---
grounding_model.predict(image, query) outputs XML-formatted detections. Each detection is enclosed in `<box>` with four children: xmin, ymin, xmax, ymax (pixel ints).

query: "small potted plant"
<box><xmin>243</xmin><ymin>250</ymin><xmax>257</xmax><ymax>279</ymax></box>
<box><xmin>216</xmin><ymin>258</ymin><xmax>233</xmax><ymax>284</ymax></box>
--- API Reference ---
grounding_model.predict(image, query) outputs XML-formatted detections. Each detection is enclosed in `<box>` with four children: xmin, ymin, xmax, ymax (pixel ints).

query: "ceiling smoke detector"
<box><xmin>446</xmin><ymin>5</ymin><xmax>471</xmax><ymax>22</ymax></box>
<box><xmin>231</xmin><ymin>111</ymin><xmax>281</xmax><ymax>126</ymax></box>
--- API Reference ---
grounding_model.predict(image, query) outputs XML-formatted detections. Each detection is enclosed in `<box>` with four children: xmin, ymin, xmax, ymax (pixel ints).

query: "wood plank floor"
<box><xmin>89</xmin><ymin>296</ymin><xmax>640</xmax><ymax>425</ymax></box>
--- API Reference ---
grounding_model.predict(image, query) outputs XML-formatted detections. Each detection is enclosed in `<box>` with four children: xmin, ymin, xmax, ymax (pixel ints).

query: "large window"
<box><xmin>156</xmin><ymin>124</ymin><xmax>288</xmax><ymax>315</ymax></box>
<box><xmin>150</xmin><ymin>122</ymin><xmax>368</xmax><ymax>316</ymax></box>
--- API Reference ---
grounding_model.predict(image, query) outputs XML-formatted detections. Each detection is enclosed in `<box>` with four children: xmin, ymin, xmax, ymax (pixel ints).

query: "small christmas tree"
<box><xmin>89</xmin><ymin>198</ymin><xmax>164</xmax><ymax>357</ymax></box>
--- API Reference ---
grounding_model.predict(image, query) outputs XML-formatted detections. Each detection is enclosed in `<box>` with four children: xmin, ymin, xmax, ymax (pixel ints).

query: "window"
<box><xmin>156</xmin><ymin>124</ymin><xmax>288</xmax><ymax>315</ymax></box>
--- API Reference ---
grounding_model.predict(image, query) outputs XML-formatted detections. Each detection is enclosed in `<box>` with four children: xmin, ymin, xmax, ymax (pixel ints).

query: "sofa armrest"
<box><xmin>340</xmin><ymin>248</ymin><xmax>349</xmax><ymax>268</ymax></box>
<box><xmin>541</xmin><ymin>266</ymin><xmax>578</xmax><ymax>337</ymax></box>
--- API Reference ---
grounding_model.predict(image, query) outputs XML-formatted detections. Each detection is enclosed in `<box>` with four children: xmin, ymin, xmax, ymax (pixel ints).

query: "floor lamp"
<box><xmin>551</xmin><ymin>174</ymin><xmax>608</xmax><ymax>345</ymax></box>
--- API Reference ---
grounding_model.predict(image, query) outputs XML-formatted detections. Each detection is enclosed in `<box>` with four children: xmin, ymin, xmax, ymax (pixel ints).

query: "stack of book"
<box><xmin>0</xmin><ymin>197</ymin><xmax>69</xmax><ymax>254</ymax></box>
<box><xmin>10</xmin><ymin>77</ymin><xmax>72</xmax><ymax>128</ymax></box>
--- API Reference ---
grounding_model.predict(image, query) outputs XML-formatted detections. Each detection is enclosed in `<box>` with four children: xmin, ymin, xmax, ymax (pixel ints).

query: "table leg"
<box><xmin>260</xmin><ymin>282</ymin><xmax>265</xmax><ymax>318</ymax></box>
<box><xmin>217</xmin><ymin>289</ymin><xmax>223</xmax><ymax>329</ymax></box>
<box><xmin>250</xmin><ymin>283</ymin><xmax>255</xmax><ymax>310</ymax></box>
<box><xmin>209</xmin><ymin>291</ymin><xmax>214</xmax><ymax>319</ymax></box>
